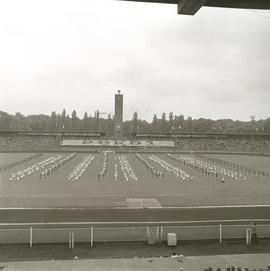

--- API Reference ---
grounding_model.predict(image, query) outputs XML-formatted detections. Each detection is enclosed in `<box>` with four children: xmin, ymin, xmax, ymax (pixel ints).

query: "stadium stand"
<box><xmin>61</xmin><ymin>139</ymin><xmax>175</xmax><ymax>148</ymax></box>
<box><xmin>0</xmin><ymin>130</ymin><xmax>105</xmax><ymax>151</ymax></box>
<box><xmin>0</xmin><ymin>135</ymin><xmax>59</xmax><ymax>150</ymax></box>
<box><xmin>175</xmin><ymin>138</ymin><xmax>270</xmax><ymax>153</ymax></box>
<box><xmin>0</xmin><ymin>131</ymin><xmax>270</xmax><ymax>153</ymax></box>
<box><xmin>132</xmin><ymin>132</ymin><xmax>270</xmax><ymax>153</ymax></box>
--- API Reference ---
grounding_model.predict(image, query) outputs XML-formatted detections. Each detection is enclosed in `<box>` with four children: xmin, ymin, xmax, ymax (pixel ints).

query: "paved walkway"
<box><xmin>0</xmin><ymin>254</ymin><xmax>270</xmax><ymax>271</ymax></box>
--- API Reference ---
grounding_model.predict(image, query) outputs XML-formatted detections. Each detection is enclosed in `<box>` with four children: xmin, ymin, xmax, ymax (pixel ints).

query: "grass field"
<box><xmin>0</xmin><ymin>152</ymin><xmax>270</xmax><ymax>208</ymax></box>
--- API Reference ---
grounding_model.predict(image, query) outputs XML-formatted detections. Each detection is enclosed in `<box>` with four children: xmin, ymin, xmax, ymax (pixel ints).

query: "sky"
<box><xmin>0</xmin><ymin>0</ymin><xmax>270</xmax><ymax>121</ymax></box>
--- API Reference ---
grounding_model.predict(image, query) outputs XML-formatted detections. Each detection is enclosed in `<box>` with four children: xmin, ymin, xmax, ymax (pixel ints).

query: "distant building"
<box><xmin>114</xmin><ymin>90</ymin><xmax>123</xmax><ymax>139</ymax></box>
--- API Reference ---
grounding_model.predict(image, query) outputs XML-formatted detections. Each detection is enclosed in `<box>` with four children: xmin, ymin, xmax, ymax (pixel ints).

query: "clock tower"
<box><xmin>114</xmin><ymin>90</ymin><xmax>123</xmax><ymax>139</ymax></box>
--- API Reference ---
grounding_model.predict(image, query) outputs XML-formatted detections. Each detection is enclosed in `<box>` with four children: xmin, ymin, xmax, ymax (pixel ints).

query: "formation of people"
<box><xmin>149</xmin><ymin>155</ymin><xmax>193</xmax><ymax>181</ymax></box>
<box><xmin>40</xmin><ymin>153</ymin><xmax>76</xmax><ymax>179</ymax></box>
<box><xmin>10</xmin><ymin>155</ymin><xmax>64</xmax><ymax>181</ymax></box>
<box><xmin>200</xmin><ymin>265</ymin><xmax>270</xmax><ymax>271</ymax></box>
<box><xmin>197</xmin><ymin>154</ymin><xmax>269</xmax><ymax>179</ymax></box>
<box><xmin>0</xmin><ymin>154</ymin><xmax>43</xmax><ymax>173</ymax></box>
<box><xmin>118</xmin><ymin>155</ymin><xmax>138</xmax><ymax>181</ymax></box>
<box><xmin>68</xmin><ymin>155</ymin><xmax>95</xmax><ymax>182</ymax></box>
<box><xmin>5</xmin><ymin>152</ymin><xmax>267</xmax><ymax>184</ymax></box>
<box><xmin>135</xmin><ymin>153</ymin><xmax>164</xmax><ymax>180</ymax></box>
<box><xmin>97</xmin><ymin>151</ymin><xmax>109</xmax><ymax>180</ymax></box>
<box><xmin>168</xmin><ymin>154</ymin><xmax>246</xmax><ymax>182</ymax></box>
<box><xmin>114</xmin><ymin>155</ymin><xmax>118</xmax><ymax>181</ymax></box>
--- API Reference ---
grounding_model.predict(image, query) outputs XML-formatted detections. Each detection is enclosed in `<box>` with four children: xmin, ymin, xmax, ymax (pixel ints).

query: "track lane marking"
<box><xmin>1</xmin><ymin>205</ymin><xmax>270</xmax><ymax>210</ymax></box>
<box><xmin>1</xmin><ymin>218</ymin><xmax>270</xmax><ymax>227</ymax></box>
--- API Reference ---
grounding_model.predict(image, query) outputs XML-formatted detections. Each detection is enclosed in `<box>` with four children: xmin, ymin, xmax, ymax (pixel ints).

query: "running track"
<box><xmin>0</xmin><ymin>206</ymin><xmax>270</xmax><ymax>228</ymax></box>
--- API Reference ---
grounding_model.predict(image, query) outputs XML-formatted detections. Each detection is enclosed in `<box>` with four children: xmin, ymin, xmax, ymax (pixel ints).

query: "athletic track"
<box><xmin>0</xmin><ymin>206</ymin><xmax>269</xmax><ymax>228</ymax></box>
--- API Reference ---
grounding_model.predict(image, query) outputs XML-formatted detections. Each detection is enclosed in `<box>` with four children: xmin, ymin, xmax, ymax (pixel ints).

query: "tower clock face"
<box><xmin>116</xmin><ymin>125</ymin><xmax>120</xmax><ymax>129</ymax></box>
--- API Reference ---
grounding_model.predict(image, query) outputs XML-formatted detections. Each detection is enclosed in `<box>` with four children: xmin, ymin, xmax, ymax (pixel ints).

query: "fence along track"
<box><xmin>1</xmin><ymin>220</ymin><xmax>270</xmax><ymax>245</ymax></box>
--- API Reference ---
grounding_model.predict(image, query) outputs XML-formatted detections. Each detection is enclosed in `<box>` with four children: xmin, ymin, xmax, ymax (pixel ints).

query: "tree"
<box><xmin>83</xmin><ymin>112</ymin><xmax>88</xmax><ymax>131</ymax></box>
<box><xmin>95</xmin><ymin>110</ymin><xmax>100</xmax><ymax>130</ymax></box>
<box><xmin>132</xmin><ymin>112</ymin><xmax>138</xmax><ymax>133</ymax></box>
<box><xmin>250</xmin><ymin>115</ymin><xmax>256</xmax><ymax>134</ymax></box>
<box><xmin>193</xmin><ymin>118</ymin><xmax>214</xmax><ymax>133</ymax></box>
<box><xmin>0</xmin><ymin>111</ymin><xmax>12</xmax><ymax>130</ymax></box>
<box><xmin>263</xmin><ymin>118</ymin><xmax>270</xmax><ymax>133</ymax></box>
<box><xmin>106</xmin><ymin>114</ymin><xmax>114</xmax><ymax>138</ymax></box>
<box><xmin>14</xmin><ymin>112</ymin><xmax>28</xmax><ymax>130</ymax></box>
<box><xmin>174</xmin><ymin>114</ymin><xmax>184</xmax><ymax>132</ymax></box>
<box><xmin>39</xmin><ymin>114</ymin><xmax>51</xmax><ymax>130</ymax></box>
<box><xmin>71</xmin><ymin>110</ymin><xmax>77</xmax><ymax>131</ymax></box>
<box><xmin>61</xmin><ymin>109</ymin><xmax>66</xmax><ymax>130</ymax></box>
<box><xmin>50</xmin><ymin>111</ymin><xmax>57</xmax><ymax>131</ymax></box>
<box><xmin>66</xmin><ymin>114</ymin><xmax>71</xmax><ymax>131</ymax></box>
<box><xmin>169</xmin><ymin>112</ymin><xmax>173</xmax><ymax>131</ymax></box>
<box><xmin>187</xmin><ymin>116</ymin><xmax>193</xmax><ymax>132</ymax></box>
<box><xmin>152</xmin><ymin>114</ymin><xmax>158</xmax><ymax>132</ymax></box>
<box><xmin>122</xmin><ymin>120</ymin><xmax>132</xmax><ymax>138</ymax></box>
<box><xmin>161</xmin><ymin>112</ymin><xmax>166</xmax><ymax>132</ymax></box>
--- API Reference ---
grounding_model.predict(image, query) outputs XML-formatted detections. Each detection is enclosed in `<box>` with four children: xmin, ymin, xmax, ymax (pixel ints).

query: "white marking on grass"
<box><xmin>147</xmin><ymin>204</ymin><xmax>270</xmax><ymax>209</ymax></box>
<box><xmin>0</xmin><ymin>204</ymin><xmax>270</xmax><ymax>210</ymax></box>
<box><xmin>1</xmin><ymin>218</ymin><xmax>270</xmax><ymax>227</ymax></box>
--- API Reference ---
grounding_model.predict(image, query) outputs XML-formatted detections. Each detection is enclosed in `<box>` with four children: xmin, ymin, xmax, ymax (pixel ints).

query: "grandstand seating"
<box><xmin>175</xmin><ymin>138</ymin><xmax>270</xmax><ymax>153</ymax></box>
<box><xmin>0</xmin><ymin>135</ymin><xmax>59</xmax><ymax>150</ymax></box>
<box><xmin>61</xmin><ymin>139</ymin><xmax>175</xmax><ymax>148</ymax></box>
<box><xmin>0</xmin><ymin>134</ymin><xmax>269</xmax><ymax>153</ymax></box>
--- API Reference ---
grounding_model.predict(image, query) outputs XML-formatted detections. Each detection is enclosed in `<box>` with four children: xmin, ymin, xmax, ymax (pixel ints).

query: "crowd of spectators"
<box><xmin>0</xmin><ymin>135</ymin><xmax>60</xmax><ymax>150</ymax></box>
<box><xmin>175</xmin><ymin>138</ymin><xmax>270</xmax><ymax>153</ymax></box>
<box><xmin>0</xmin><ymin>135</ymin><xmax>270</xmax><ymax>153</ymax></box>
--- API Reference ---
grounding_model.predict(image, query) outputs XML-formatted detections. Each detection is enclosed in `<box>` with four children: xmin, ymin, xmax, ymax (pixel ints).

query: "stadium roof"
<box><xmin>120</xmin><ymin>0</ymin><xmax>270</xmax><ymax>15</ymax></box>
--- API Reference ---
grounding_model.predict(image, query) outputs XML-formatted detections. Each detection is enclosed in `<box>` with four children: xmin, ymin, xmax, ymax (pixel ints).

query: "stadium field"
<box><xmin>0</xmin><ymin>152</ymin><xmax>270</xmax><ymax>208</ymax></box>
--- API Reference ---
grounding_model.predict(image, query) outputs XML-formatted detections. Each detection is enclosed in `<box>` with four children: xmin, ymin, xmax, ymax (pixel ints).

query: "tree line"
<box><xmin>0</xmin><ymin>110</ymin><xmax>269</xmax><ymax>138</ymax></box>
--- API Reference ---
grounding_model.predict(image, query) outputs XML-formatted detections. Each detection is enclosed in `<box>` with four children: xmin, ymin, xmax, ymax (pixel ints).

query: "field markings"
<box><xmin>147</xmin><ymin>204</ymin><xmax>270</xmax><ymax>209</ymax></box>
<box><xmin>1</xmin><ymin>191</ymin><xmax>270</xmax><ymax>197</ymax></box>
<box><xmin>1</xmin><ymin>204</ymin><xmax>270</xmax><ymax>210</ymax></box>
<box><xmin>1</xmin><ymin>218</ymin><xmax>270</xmax><ymax>227</ymax></box>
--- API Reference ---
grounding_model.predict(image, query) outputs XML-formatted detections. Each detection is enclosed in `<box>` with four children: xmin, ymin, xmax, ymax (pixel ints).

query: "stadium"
<box><xmin>1</xmin><ymin>0</ymin><xmax>270</xmax><ymax>268</ymax></box>
<box><xmin>1</xmin><ymin>91</ymin><xmax>270</xmax><ymax>258</ymax></box>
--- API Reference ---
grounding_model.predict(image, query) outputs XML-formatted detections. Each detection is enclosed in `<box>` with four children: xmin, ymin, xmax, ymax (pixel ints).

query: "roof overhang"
<box><xmin>120</xmin><ymin>0</ymin><xmax>270</xmax><ymax>15</ymax></box>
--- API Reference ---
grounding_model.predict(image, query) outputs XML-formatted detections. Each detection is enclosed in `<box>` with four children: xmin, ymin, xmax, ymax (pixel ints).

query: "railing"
<box><xmin>1</xmin><ymin>220</ymin><xmax>270</xmax><ymax>249</ymax></box>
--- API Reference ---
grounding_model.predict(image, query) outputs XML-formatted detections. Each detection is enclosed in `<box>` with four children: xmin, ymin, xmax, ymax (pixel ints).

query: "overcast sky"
<box><xmin>0</xmin><ymin>0</ymin><xmax>270</xmax><ymax>121</ymax></box>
